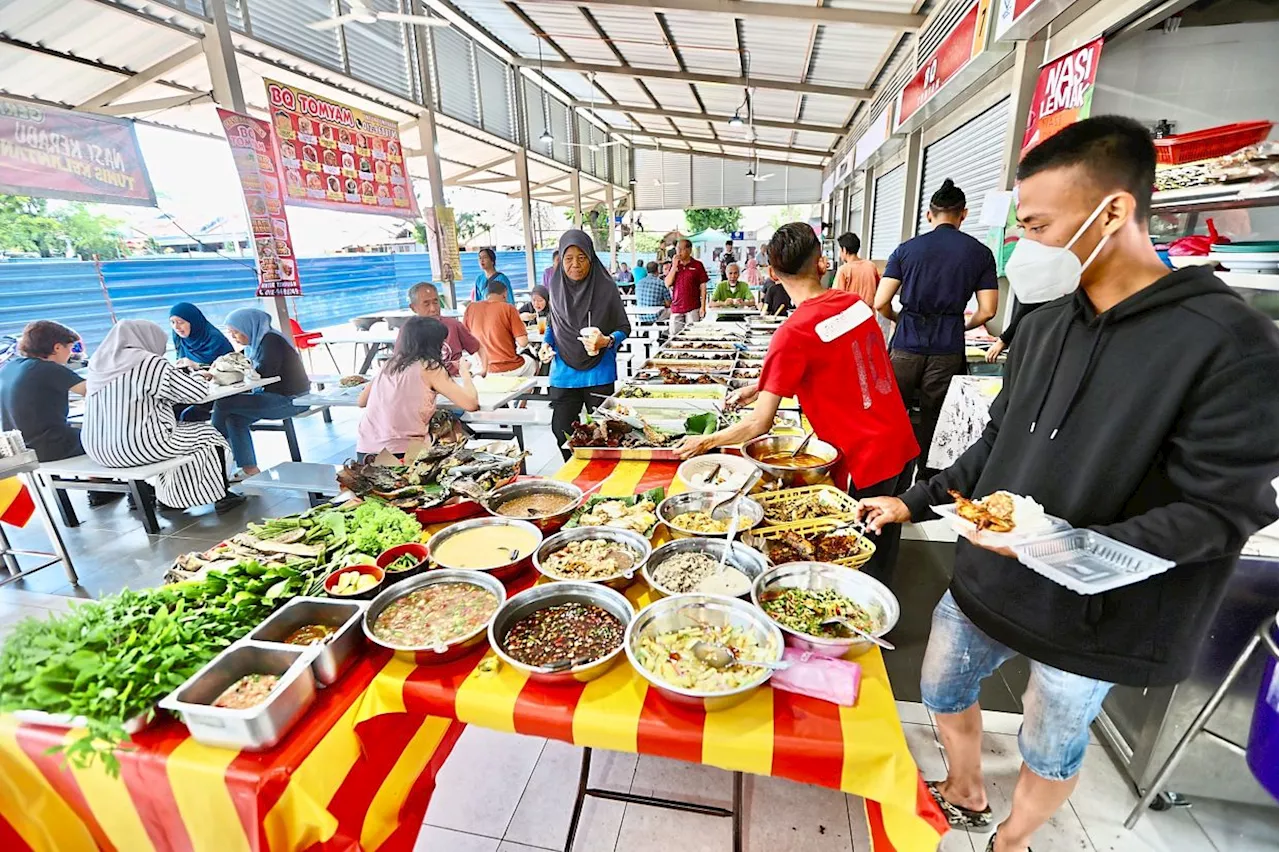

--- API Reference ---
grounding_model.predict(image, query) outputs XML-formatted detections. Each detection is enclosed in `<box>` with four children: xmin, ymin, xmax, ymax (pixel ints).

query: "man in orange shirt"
<box><xmin>833</xmin><ymin>232</ymin><xmax>880</xmax><ymax>303</ymax></box>
<box><xmin>463</xmin><ymin>280</ymin><xmax>535</xmax><ymax>377</ymax></box>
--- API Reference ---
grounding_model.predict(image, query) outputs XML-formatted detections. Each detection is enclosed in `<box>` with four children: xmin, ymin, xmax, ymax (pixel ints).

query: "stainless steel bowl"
<box><xmin>751</xmin><ymin>561</ymin><xmax>899</xmax><ymax>658</ymax></box>
<box><xmin>426</xmin><ymin>516</ymin><xmax>543</xmax><ymax>580</ymax></box>
<box><xmin>657</xmin><ymin>490</ymin><xmax>764</xmax><ymax>539</ymax></box>
<box><xmin>625</xmin><ymin>594</ymin><xmax>783</xmax><ymax>711</ymax></box>
<box><xmin>742</xmin><ymin>434</ymin><xmax>841</xmax><ymax>488</ymax></box>
<box><xmin>489</xmin><ymin>582</ymin><xmax>634</xmax><ymax>684</ymax></box>
<box><xmin>642</xmin><ymin>537</ymin><xmax>769</xmax><ymax>599</ymax></box>
<box><xmin>362</xmin><ymin>569</ymin><xmax>506</xmax><ymax>664</ymax></box>
<box><xmin>533</xmin><ymin>525</ymin><xmax>652</xmax><ymax>589</ymax></box>
<box><xmin>483</xmin><ymin>479</ymin><xmax>584</xmax><ymax>532</ymax></box>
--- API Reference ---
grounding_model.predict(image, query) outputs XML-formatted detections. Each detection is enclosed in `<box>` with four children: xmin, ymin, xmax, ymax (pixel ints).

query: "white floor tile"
<box><xmin>975</xmin><ymin>733</ymin><xmax>1096</xmax><ymax>852</ymax></box>
<box><xmin>897</xmin><ymin>700</ymin><xmax>934</xmax><ymax>726</ymax></box>
<box><xmin>980</xmin><ymin>709</ymin><xmax>1024</xmax><ymax>737</ymax></box>
<box><xmin>1187</xmin><ymin>797</ymin><xmax>1279</xmax><ymax>852</ymax></box>
<box><xmin>414</xmin><ymin>825</ymin><xmax>501</xmax><ymax>852</ymax></box>
<box><xmin>847</xmin><ymin>795</ymin><xmax>873</xmax><ymax>851</ymax></box>
<box><xmin>744</xmin><ymin>774</ymin><xmax>852</xmax><ymax>852</ymax></box>
<box><xmin>902</xmin><ymin>721</ymin><xmax>948</xmax><ymax>780</ymax></box>
<box><xmin>503</xmin><ymin>740</ymin><xmax>632</xmax><ymax>852</ymax></box>
<box><xmin>497</xmin><ymin>843</ymin><xmax>557</xmax><ymax>852</ymax></box>
<box><xmin>1068</xmin><ymin>745</ymin><xmax>1215</xmax><ymax>852</ymax></box>
<box><xmin>628</xmin><ymin>754</ymin><xmax>734</xmax><ymax>804</ymax></box>
<box><xmin>613</xmin><ymin>800</ymin><xmax>732</xmax><ymax>852</ymax></box>
<box><xmin>425</xmin><ymin>728</ymin><xmax>546</xmax><ymax>838</ymax></box>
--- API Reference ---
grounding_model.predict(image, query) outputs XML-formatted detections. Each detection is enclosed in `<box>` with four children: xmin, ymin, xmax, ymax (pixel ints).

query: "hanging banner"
<box><xmin>0</xmin><ymin>97</ymin><xmax>155</xmax><ymax>206</ymax></box>
<box><xmin>265</xmin><ymin>79</ymin><xmax>419</xmax><ymax>218</ymax></box>
<box><xmin>431</xmin><ymin>206</ymin><xmax>462</xmax><ymax>282</ymax></box>
<box><xmin>218</xmin><ymin>109</ymin><xmax>302</xmax><ymax>297</ymax></box>
<box><xmin>895</xmin><ymin>0</ymin><xmax>991</xmax><ymax>131</ymax></box>
<box><xmin>1020</xmin><ymin>37</ymin><xmax>1104</xmax><ymax>157</ymax></box>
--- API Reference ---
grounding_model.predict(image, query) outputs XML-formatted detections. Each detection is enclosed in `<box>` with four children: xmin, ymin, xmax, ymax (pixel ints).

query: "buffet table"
<box><xmin>0</xmin><ymin>459</ymin><xmax>946</xmax><ymax>852</ymax></box>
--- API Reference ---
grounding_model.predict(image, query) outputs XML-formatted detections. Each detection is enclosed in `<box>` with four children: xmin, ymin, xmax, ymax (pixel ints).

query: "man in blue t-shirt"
<box><xmin>874</xmin><ymin>178</ymin><xmax>998</xmax><ymax>479</ymax></box>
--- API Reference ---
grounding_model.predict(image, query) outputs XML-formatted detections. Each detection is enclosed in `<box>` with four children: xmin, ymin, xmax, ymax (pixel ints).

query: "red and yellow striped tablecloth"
<box><xmin>0</xmin><ymin>649</ymin><xmax>462</xmax><ymax>852</ymax></box>
<box><xmin>358</xmin><ymin>458</ymin><xmax>948</xmax><ymax>852</ymax></box>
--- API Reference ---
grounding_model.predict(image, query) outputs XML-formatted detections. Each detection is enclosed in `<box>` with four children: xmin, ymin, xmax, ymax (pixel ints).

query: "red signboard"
<box><xmin>218</xmin><ymin>109</ymin><xmax>302</xmax><ymax>298</ymax></box>
<box><xmin>995</xmin><ymin>0</ymin><xmax>1040</xmax><ymax>37</ymax></box>
<box><xmin>0</xmin><ymin>97</ymin><xmax>155</xmax><ymax>206</ymax></box>
<box><xmin>265</xmin><ymin>79</ymin><xmax>419</xmax><ymax>219</ymax></box>
<box><xmin>1020</xmin><ymin>38</ymin><xmax>1104</xmax><ymax>157</ymax></box>
<box><xmin>895</xmin><ymin>0</ymin><xmax>990</xmax><ymax>130</ymax></box>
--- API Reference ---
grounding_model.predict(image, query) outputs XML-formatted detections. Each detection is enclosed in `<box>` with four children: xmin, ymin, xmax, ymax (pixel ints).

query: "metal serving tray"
<box><xmin>248</xmin><ymin>596</ymin><xmax>366</xmax><ymax>686</ymax></box>
<box><xmin>159</xmin><ymin>642</ymin><xmax>316</xmax><ymax>751</ymax></box>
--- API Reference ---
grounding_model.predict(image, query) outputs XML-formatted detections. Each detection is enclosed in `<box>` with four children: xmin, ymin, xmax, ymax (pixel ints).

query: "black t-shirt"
<box><xmin>883</xmin><ymin>224</ymin><xmax>998</xmax><ymax>355</ymax></box>
<box><xmin>762</xmin><ymin>280</ymin><xmax>793</xmax><ymax>317</ymax></box>
<box><xmin>0</xmin><ymin>357</ymin><xmax>83</xmax><ymax>461</ymax></box>
<box><xmin>255</xmin><ymin>333</ymin><xmax>310</xmax><ymax>397</ymax></box>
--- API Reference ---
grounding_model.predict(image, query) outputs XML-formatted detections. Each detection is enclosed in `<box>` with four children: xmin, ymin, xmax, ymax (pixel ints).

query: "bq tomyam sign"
<box><xmin>264</xmin><ymin>79</ymin><xmax>419</xmax><ymax>218</ymax></box>
<box><xmin>0</xmin><ymin>97</ymin><xmax>155</xmax><ymax>206</ymax></box>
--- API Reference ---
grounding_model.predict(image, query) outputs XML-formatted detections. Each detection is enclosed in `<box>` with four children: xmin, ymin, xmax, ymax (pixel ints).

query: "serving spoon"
<box><xmin>817</xmin><ymin>617</ymin><xmax>895</xmax><ymax>651</ymax></box>
<box><xmin>692</xmin><ymin>641</ymin><xmax>790</xmax><ymax>671</ymax></box>
<box><xmin>788</xmin><ymin>429</ymin><xmax>816</xmax><ymax>458</ymax></box>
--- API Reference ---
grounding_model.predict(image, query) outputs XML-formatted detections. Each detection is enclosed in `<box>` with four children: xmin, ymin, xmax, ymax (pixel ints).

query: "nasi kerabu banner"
<box><xmin>0</xmin><ymin>97</ymin><xmax>155</xmax><ymax>206</ymax></box>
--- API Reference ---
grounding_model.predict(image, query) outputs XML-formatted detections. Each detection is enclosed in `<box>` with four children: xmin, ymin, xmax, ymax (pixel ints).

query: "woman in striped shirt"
<box><xmin>82</xmin><ymin>320</ymin><xmax>244</xmax><ymax>513</ymax></box>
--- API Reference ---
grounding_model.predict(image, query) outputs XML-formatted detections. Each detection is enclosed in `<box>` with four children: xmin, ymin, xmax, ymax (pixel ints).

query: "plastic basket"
<box><xmin>1011</xmin><ymin>529</ymin><xmax>1175</xmax><ymax>595</ymax></box>
<box><xmin>753</xmin><ymin>485</ymin><xmax>861</xmax><ymax>527</ymax></box>
<box><xmin>744</xmin><ymin>517</ymin><xmax>875</xmax><ymax>570</ymax></box>
<box><xmin>1153</xmin><ymin>121</ymin><xmax>1274</xmax><ymax>166</ymax></box>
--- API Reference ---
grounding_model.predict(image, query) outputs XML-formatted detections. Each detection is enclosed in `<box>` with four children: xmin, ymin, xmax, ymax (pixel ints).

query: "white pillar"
<box><xmin>410</xmin><ymin>1</ymin><xmax>454</xmax><ymax>307</ymax></box>
<box><xmin>629</xmin><ymin>193</ymin><xmax>637</xmax><ymax>267</ymax></box>
<box><xmin>605</xmin><ymin>183</ymin><xmax>617</xmax><ymax>270</ymax></box>
<box><xmin>515</xmin><ymin>149</ymin><xmax>537</xmax><ymax>296</ymax></box>
<box><xmin>205</xmin><ymin>0</ymin><xmax>291</xmax><ymax>337</ymax></box>
<box><xmin>570</xmin><ymin>171</ymin><xmax>583</xmax><ymax>228</ymax></box>
<box><xmin>899</xmin><ymin>130</ymin><xmax>924</xmax><ymax>244</ymax></box>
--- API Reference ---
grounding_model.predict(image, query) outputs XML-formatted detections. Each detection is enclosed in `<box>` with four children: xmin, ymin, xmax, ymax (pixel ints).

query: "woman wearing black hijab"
<box><xmin>541</xmin><ymin>229</ymin><xmax>631</xmax><ymax>458</ymax></box>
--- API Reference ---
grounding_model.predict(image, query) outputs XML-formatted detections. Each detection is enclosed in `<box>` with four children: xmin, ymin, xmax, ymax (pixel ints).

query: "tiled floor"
<box><xmin>1</xmin><ymin>394</ymin><xmax>1276</xmax><ymax>851</ymax></box>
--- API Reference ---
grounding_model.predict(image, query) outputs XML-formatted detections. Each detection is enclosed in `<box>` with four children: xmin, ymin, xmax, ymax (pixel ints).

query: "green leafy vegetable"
<box><xmin>684</xmin><ymin>413</ymin><xmax>719</xmax><ymax>435</ymax></box>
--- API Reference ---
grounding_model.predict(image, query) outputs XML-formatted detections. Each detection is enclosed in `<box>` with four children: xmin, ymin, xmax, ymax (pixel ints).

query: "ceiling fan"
<box><xmin>563</xmin><ymin>72</ymin><xmax>625</xmax><ymax>152</ymax></box>
<box><xmin>745</xmin><ymin>154</ymin><xmax>774</xmax><ymax>182</ymax></box>
<box><xmin>308</xmin><ymin>0</ymin><xmax>450</xmax><ymax>30</ymax></box>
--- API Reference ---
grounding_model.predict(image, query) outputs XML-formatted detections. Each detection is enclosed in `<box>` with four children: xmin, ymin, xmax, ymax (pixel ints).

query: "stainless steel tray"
<box><xmin>159</xmin><ymin>642</ymin><xmax>316</xmax><ymax>751</ymax></box>
<box><xmin>248</xmin><ymin>596</ymin><xmax>367</xmax><ymax>686</ymax></box>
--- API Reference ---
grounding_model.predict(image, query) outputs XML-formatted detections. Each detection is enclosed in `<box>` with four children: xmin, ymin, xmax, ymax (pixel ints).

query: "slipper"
<box><xmin>925</xmin><ymin>781</ymin><xmax>993</xmax><ymax>831</ymax></box>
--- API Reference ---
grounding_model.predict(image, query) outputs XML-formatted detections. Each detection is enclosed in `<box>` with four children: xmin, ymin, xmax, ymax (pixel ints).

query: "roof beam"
<box><xmin>91</xmin><ymin>93</ymin><xmax>212</xmax><ymax>116</ymax></box>
<box><xmin>512</xmin><ymin>59</ymin><xmax>870</xmax><ymax>99</ymax></box>
<box><xmin>452</xmin><ymin>175</ymin><xmax>519</xmax><ymax>187</ymax></box>
<box><xmin>519</xmin><ymin>0</ymin><xmax>924</xmax><ymax>30</ymax></box>
<box><xmin>631</xmin><ymin>144</ymin><xmax>818</xmax><ymax>170</ymax></box>
<box><xmin>507</xmin><ymin>174</ymin><xmax>572</xmax><ymax>197</ymax></box>
<box><xmin>633</xmin><ymin>130</ymin><xmax>831</xmax><ymax>157</ymax></box>
<box><xmin>443</xmin><ymin>154</ymin><xmax>516</xmax><ymax>186</ymax></box>
<box><xmin>570</xmin><ymin>102</ymin><xmax>839</xmax><ymax>134</ymax></box>
<box><xmin>78</xmin><ymin>43</ymin><xmax>205</xmax><ymax>109</ymax></box>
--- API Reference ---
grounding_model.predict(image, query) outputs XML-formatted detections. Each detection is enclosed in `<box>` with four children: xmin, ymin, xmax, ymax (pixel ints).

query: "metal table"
<box><xmin>0</xmin><ymin>451</ymin><xmax>76</xmax><ymax>588</ymax></box>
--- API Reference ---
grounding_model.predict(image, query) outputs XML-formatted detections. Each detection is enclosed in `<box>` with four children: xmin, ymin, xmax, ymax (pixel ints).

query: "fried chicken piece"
<box><xmin>947</xmin><ymin>490</ymin><xmax>1015</xmax><ymax>533</ymax></box>
<box><xmin>768</xmin><ymin>530</ymin><xmax>815</xmax><ymax>564</ymax></box>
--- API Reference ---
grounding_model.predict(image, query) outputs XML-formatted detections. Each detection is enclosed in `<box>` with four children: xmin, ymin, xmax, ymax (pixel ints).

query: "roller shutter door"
<box><xmin>869</xmin><ymin>164</ymin><xmax>906</xmax><ymax>261</ymax></box>
<box><xmin>917</xmin><ymin>98</ymin><xmax>1011</xmax><ymax>238</ymax></box>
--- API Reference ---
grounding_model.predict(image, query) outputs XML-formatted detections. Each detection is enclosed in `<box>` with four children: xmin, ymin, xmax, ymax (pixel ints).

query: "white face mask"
<box><xmin>1005</xmin><ymin>194</ymin><xmax>1117</xmax><ymax>304</ymax></box>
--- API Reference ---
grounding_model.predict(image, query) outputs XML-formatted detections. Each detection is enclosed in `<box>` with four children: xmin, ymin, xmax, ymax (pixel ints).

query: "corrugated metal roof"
<box><xmin>583</xmin><ymin>7</ymin><xmax>678</xmax><ymax>70</ymax></box>
<box><xmin>807</xmin><ymin>24</ymin><xmax>897</xmax><ymax>87</ymax></box>
<box><xmin>632</xmin><ymin>77</ymin><xmax>700</xmax><ymax>111</ymax></box>
<box><xmin>739</xmin><ymin>17</ymin><xmax>813</xmax><ymax>83</ymax></box>
<box><xmin>0</xmin><ymin>0</ymin><xmax>194</xmax><ymax>73</ymax></box>
<box><xmin>799</xmin><ymin>92</ymin><xmax>856</xmax><ymax>125</ymax></box>
<box><xmin>654</xmin><ymin>11</ymin><xmax>741</xmax><ymax>75</ymax></box>
<box><xmin>453</xmin><ymin>0</ymin><xmax>545</xmax><ymax>56</ymax></box>
<box><xmin>523</xmin><ymin>4</ymin><xmax>620</xmax><ymax>65</ymax></box>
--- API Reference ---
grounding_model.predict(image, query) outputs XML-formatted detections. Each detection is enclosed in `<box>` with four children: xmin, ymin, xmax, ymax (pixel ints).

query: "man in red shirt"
<box><xmin>675</xmin><ymin>223</ymin><xmax>918</xmax><ymax>585</ymax></box>
<box><xmin>408</xmin><ymin>281</ymin><xmax>487</xmax><ymax>376</ymax></box>
<box><xmin>664</xmin><ymin>238</ymin><xmax>708</xmax><ymax>337</ymax></box>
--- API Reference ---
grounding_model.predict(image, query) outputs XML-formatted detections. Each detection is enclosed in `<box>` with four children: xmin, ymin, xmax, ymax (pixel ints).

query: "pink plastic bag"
<box><xmin>769</xmin><ymin>648</ymin><xmax>863</xmax><ymax>706</ymax></box>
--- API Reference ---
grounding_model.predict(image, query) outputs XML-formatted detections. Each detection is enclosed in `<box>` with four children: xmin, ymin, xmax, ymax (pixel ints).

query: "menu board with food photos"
<box><xmin>265</xmin><ymin>79</ymin><xmax>420</xmax><ymax>219</ymax></box>
<box><xmin>218</xmin><ymin>108</ymin><xmax>302</xmax><ymax>297</ymax></box>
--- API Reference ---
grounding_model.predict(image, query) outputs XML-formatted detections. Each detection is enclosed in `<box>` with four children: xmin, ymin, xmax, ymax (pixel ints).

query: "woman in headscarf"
<box><xmin>81</xmin><ymin>319</ymin><xmax>243</xmax><ymax>513</ymax></box>
<box><xmin>517</xmin><ymin>285</ymin><xmax>550</xmax><ymax>324</ymax></box>
<box><xmin>745</xmin><ymin>256</ymin><xmax>761</xmax><ymax>289</ymax></box>
<box><xmin>169</xmin><ymin>302</ymin><xmax>233</xmax><ymax>366</ymax></box>
<box><xmin>540</xmin><ymin>229</ymin><xmax>631</xmax><ymax>458</ymax></box>
<box><xmin>213</xmin><ymin>308</ymin><xmax>309</xmax><ymax>478</ymax></box>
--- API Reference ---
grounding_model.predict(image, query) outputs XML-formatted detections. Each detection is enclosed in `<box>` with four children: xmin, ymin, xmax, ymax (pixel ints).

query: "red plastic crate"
<box><xmin>1154</xmin><ymin>120</ymin><xmax>1274</xmax><ymax>166</ymax></box>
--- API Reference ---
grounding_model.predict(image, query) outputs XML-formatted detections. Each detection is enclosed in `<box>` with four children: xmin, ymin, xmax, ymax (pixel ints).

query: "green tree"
<box><xmin>768</xmin><ymin>205</ymin><xmax>811</xmax><ymax>231</ymax></box>
<box><xmin>683</xmin><ymin>207</ymin><xmax>742</xmax><ymax>235</ymax></box>
<box><xmin>456</xmin><ymin>212</ymin><xmax>492</xmax><ymax>244</ymax></box>
<box><xmin>0</xmin><ymin>195</ymin><xmax>123</xmax><ymax>258</ymax></box>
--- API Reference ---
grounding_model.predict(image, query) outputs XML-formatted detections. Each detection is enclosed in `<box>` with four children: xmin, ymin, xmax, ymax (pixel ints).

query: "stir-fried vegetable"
<box><xmin>759</xmin><ymin>588</ymin><xmax>879</xmax><ymax>638</ymax></box>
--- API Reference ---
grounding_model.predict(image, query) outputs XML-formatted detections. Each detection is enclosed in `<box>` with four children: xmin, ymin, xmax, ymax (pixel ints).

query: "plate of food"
<box><xmin>742</xmin><ymin>517</ymin><xmax>875</xmax><ymax>569</ymax></box>
<box><xmin>931</xmin><ymin>490</ymin><xmax>1070</xmax><ymax>545</ymax></box>
<box><xmin>752</xmin><ymin>485</ymin><xmax>860</xmax><ymax>526</ymax></box>
<box><xmin>564</xmin><ymin>487</ymin><xmax>665</xmax><ymax>537</ymax></box>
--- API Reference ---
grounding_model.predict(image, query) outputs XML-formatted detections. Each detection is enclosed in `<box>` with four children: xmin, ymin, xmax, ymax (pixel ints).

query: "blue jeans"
<box><xmin>211</xmin><ymin>391</ymin><xmax>304</xmax><ymax>468</ymax></box>
<box><xmin>921</xmin><ymin>590</ymin><xmax>1113</xmax><ymax>781</ymax></box>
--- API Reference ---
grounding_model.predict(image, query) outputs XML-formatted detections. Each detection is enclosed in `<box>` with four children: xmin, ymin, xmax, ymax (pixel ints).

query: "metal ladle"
<box><xmin>817</xmin><ymin>617</ymin><xmax>895</xmax><ymax>651</ymax></box>
<box><xmin>788</xmin><ymin>429</ymin><xmax>816</xmax><ymax>458</ymax></box>
<box><xmin>692</xmin><ymin>641</ymin><xmax>791</xmax><ymax>671</ymax></box>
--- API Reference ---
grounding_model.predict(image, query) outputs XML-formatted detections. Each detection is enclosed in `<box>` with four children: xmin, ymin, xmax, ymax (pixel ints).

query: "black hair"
<box><xmin>19</xmin><ymin>320</ymin><xmax>78</xmax><ymax>358</ymax></box>
<box><xmin>478</xmin><ymin>247</ymin><xmax>497</xmax><ymax>264</ymax></box>
<box><xmin>551</xmin><ymin>249</ymin><xmax>559</xmax><ymax>260</ymax></box>
<box><xmin>767</xmin><ymin>222</ymin><xmax>821</xmax><ymax>277</ymax></box>
<box><xmin>836</xmin><ymin>232</ymin><xmax>861</xmax><ymax>256</ymax></box>
<box><xmin>645</xmin><ymin>261</ymin><xmax>659</xmax><ymax>274</ymax></box>
<box><xmin>677</xmin><ymin>238</ymin><xmax>691</xmax><ymax>249</ymax></box>
<box><xmin>725</xmin><ymin>240</ymin><xmax>733</xmax><ymax>246</ymax></box>
<box><xmin>929</xmin><ymin>178</ymin><xmax>966</xmax><ymax>215</ymax></box>
<box><xmin>485</xmin><ymin>277</ymin><xmax>508</xmax><ymax>296</ymax></box>
<box><xmin>1018</xmin><ymin>114</ymin><xmax>1156</xmax><ymax>219</ymax></box>
<box><xmin>385</xmin><ymin>316</ymin><xmax>446</xmax><ymax>375</ymax></box>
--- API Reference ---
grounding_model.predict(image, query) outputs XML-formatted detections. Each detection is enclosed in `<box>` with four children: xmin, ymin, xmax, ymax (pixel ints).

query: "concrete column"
<box><xmin>515</xmin><ymin>149</ymin><xmax>537</xmax><ymax>296</ymax></box>
<box><xmin>999</xmin><ymin>34</ymin><xmax>1048</xmax><ymax>190</ymax></box>
<box><xmin>629</xmin><ymin>193</ymin><xmax>637</xmax><ymax>267</ymax></box>
<box><xmin>899</xmin><ymin>130</ymin><xmax>924</xmax><ymax>243</ymax></box>
<box><xmin>605</xmin><ymin>183</ymin><xmax>617</xmax><ymax>269</ymax></box>
<box><xmin>570</xmin><ymin>171</ymin><xmax>583</xmax><ymax>228</ymax></box>
<box><xmin>410</xmin><ymin>0</ymin><xmax>454</xmax><ymax>307</ymax></box>
<box><xmin>205</xmin><ymin>0</ymin><xmax>290</xmax><ymax>336</ymax></box>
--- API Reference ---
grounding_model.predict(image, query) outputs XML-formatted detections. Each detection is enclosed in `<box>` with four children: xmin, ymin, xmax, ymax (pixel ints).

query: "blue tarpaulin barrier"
<box><xmin>0</xmin><ymin>249</ymin><xmax>566</xmax><ymax>350</ymax></box>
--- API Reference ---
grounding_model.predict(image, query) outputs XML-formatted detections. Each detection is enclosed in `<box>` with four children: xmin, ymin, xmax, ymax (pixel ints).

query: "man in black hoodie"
<box><xmin>858</xmin><ymin>116</ymin><xmax>1278</xmax><ymax>852</ymax></box>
